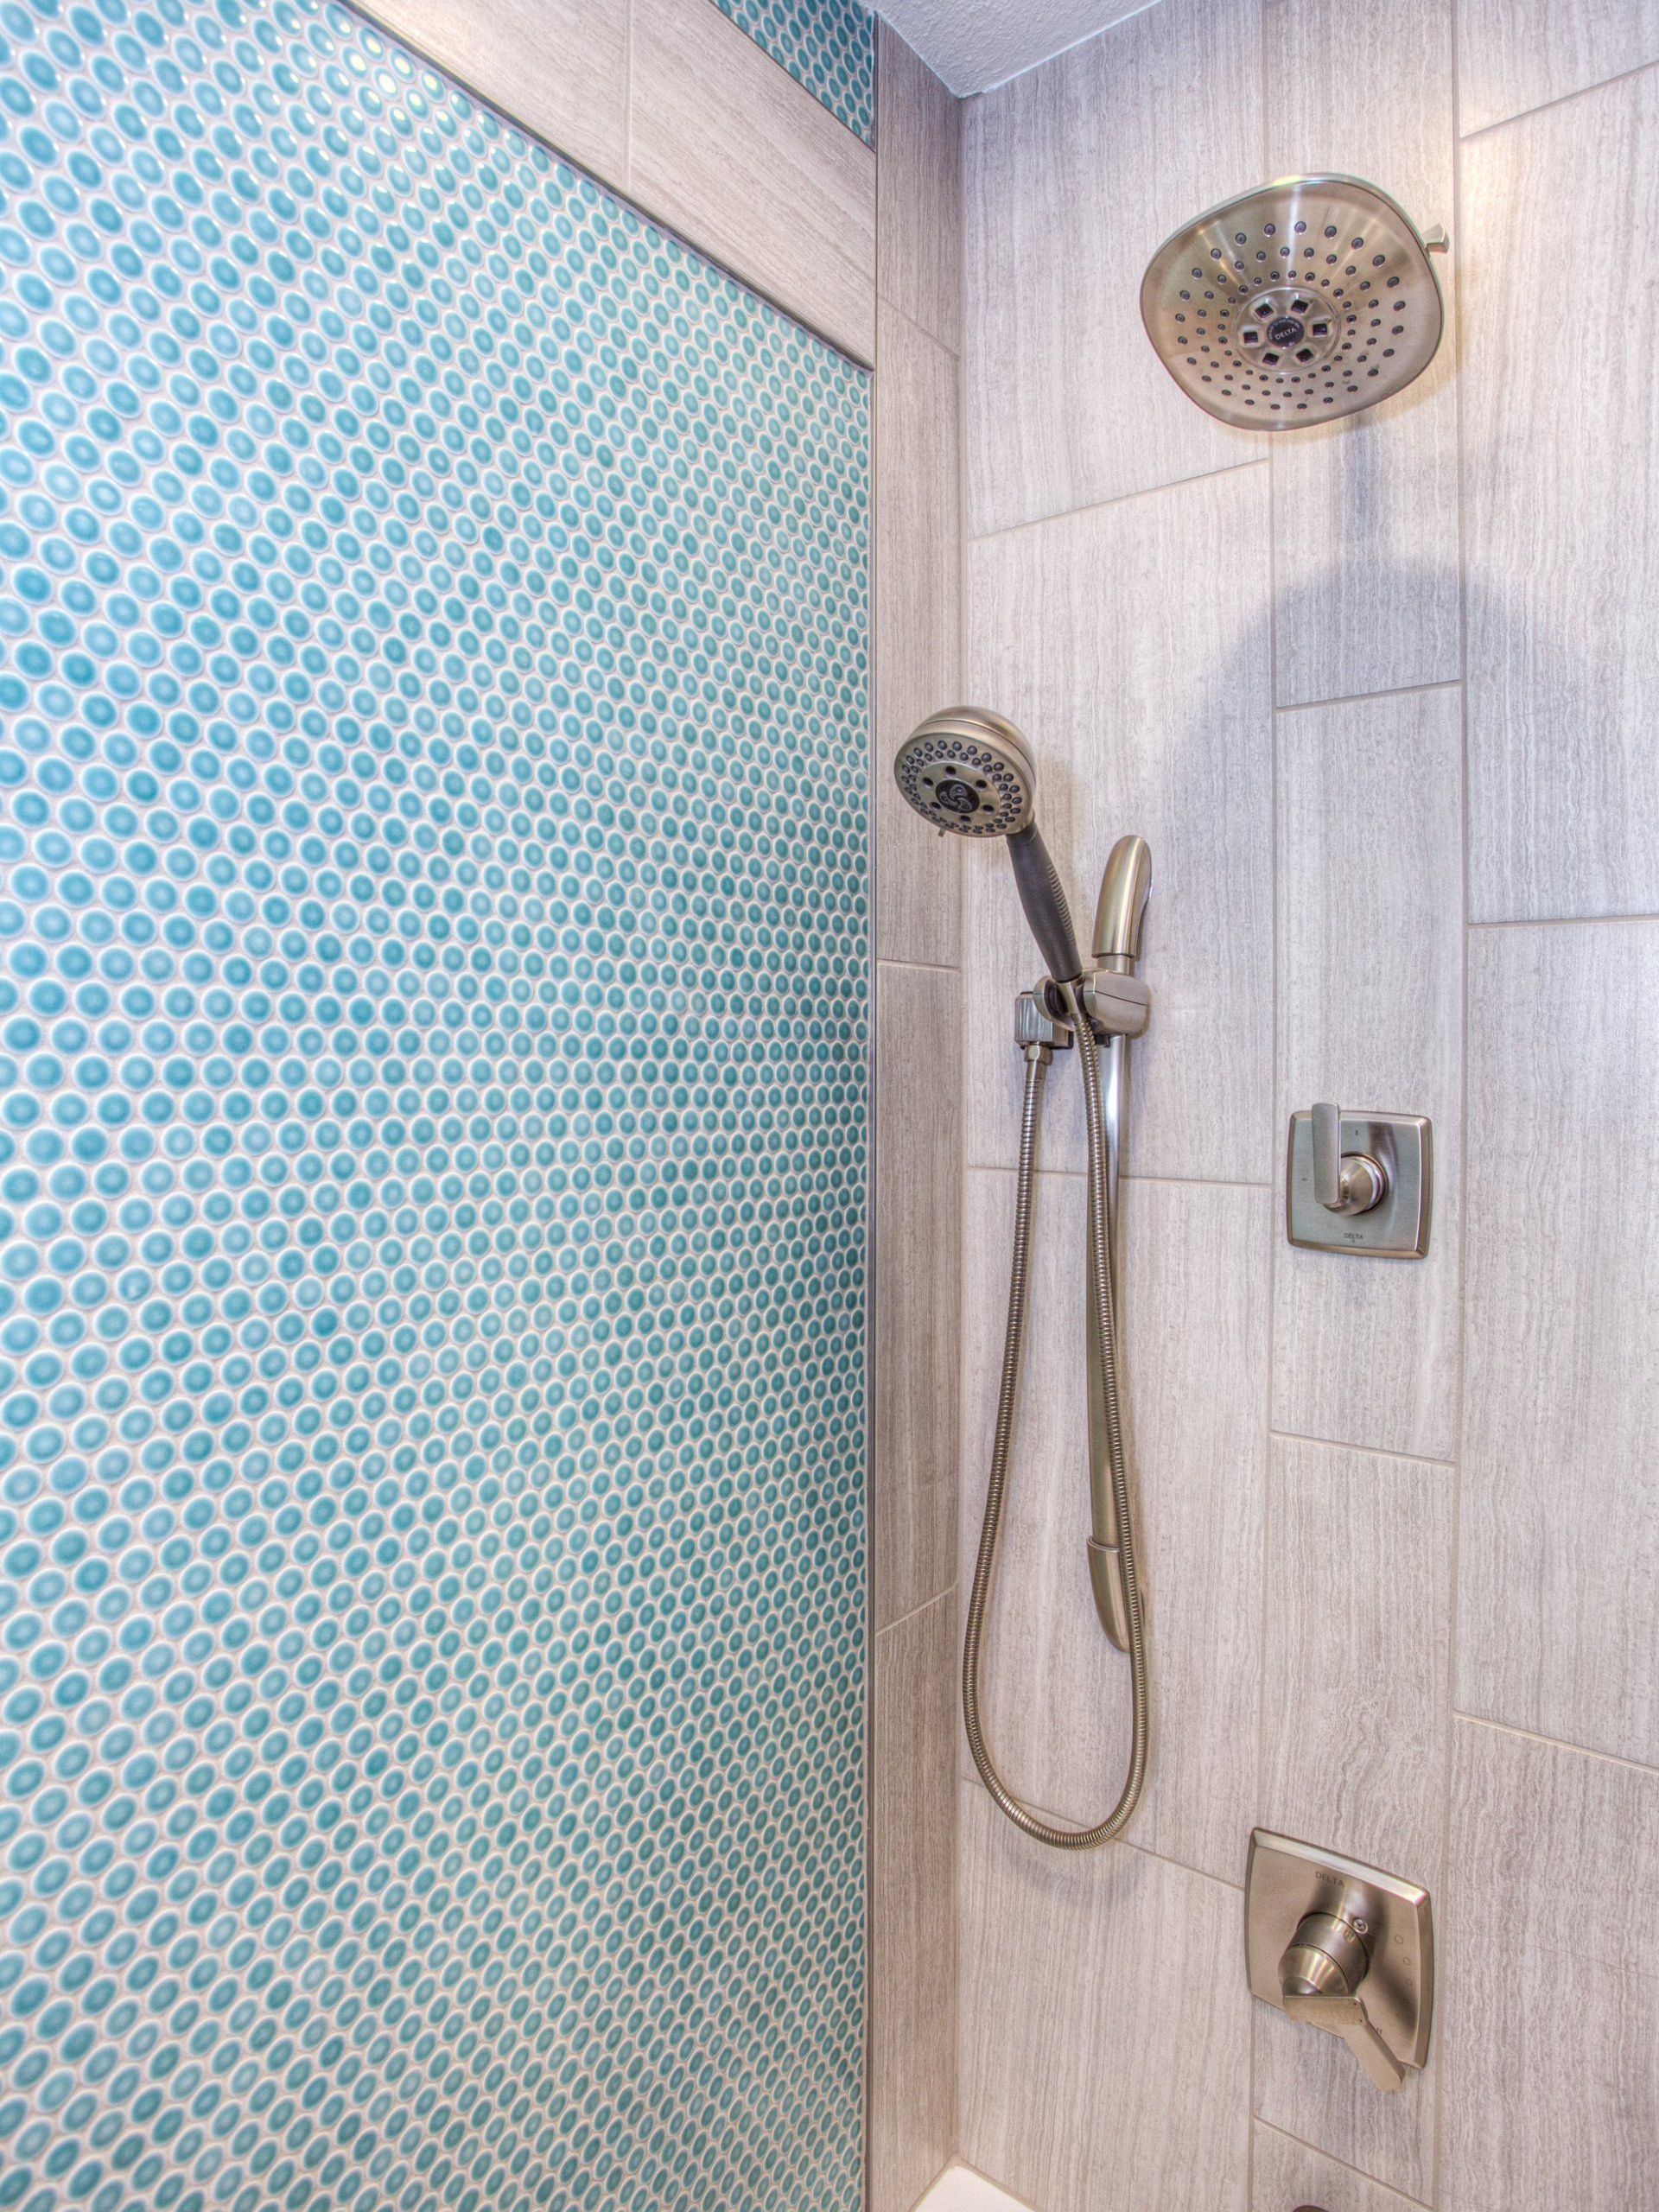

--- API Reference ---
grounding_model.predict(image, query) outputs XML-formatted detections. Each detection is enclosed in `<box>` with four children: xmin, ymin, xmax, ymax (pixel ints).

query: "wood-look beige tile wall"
<box><xmin>956</xmin><ymin>3</ymin><xmax>1659</xmax><ymax>2209</ymax></box>
<box><xmin>1263</xmin><ymin>0</ymin><xmax>1461</xmax><ymax>706</ymax></box>
<box><xmin>874</xmin><ymin>299</ymin><xmax>962</xmax><ymax>969</ymax></box>
<box><xmin>628</xmin><ymin>0</ymin><xmax>876</xmax><ymax>359</ymax></box>
<box><xmin>872</xmin><ymin>1592</ymin><xmax>959</xmax><ymax>2212</ymax></box>
<box><xmin>963</xmin><ymin>0</ymin><xmax>1266</xmax><ymax>537</ymax></box>
<box><xmin>959</xmin><ymin>1786</ymin><xmax>1252</xmax><ymax>2212</ymax></box>
<box><xmin>362</xmin><ymin>0</ymin><xmax>877</xmax><ymax>362</ymax></box>
<box><xmin>1440</xmin><ymin>1722</ymin><xmax>1659</xmax><ymax>2210</ymax></box>
<box><xmin>1456</xmin><ymin>0</ymin><xmax>1659</xmax><ymax>133</ymax></box>
<box><xmin>1273</xmin><ymin>688</ymin><xmax>1463</xmax><ymax>1464</ymax></box>
<box><xmin>1253</xmin><ymin>2125</ymin><xmax>1427</xmax><ymax>2212</ymax></box>
<box><xmin>1462</xmin><ymin>64</ymin><xmax>1659</xmax><ymax>921</ymax></box>
<box><xmin>959</xmin><ymin>1172</ymin><xmax>1268</xmax><ymax>1885</ymax></box>
<box><xmin>1459</xmin><ymin>921</ymin><xmax>1659</xmax><ymax>1766</ymax></box>
<box><xmin>871</xmin><ymin>25</ymin><xmax>963</xmax><ymax>2212</ymax></box>
<box><xmin>963</xmin><ymin>469</ymin><xmax>1274</xmax><ymax>1187</ymax></box>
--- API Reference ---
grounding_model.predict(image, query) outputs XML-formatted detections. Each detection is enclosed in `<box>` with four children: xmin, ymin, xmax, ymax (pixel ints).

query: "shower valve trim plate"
<box><xmin>1287</xmin><ymin>1103</ymin><xmax>1433</xmax><ymax>1258</ymax></box>
<box><xmin>1246</xmin><ymin>1830</ymin><xmax>1433</xmax><ymax>2095</ymax></box>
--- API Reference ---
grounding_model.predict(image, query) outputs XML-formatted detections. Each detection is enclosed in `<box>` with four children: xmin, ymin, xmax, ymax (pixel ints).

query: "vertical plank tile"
<box><xmin>1264</xmin><ymin>0</ymin><xmax>1461</xmax><ymax>705</ymax></box>
<box><xmin>1458</xmin><ymin>0</ymin><xmax>1659</xmax><ymax>135</ymax></box>
<box><xmin>871</xmin><ymin>1592</ymin><xmax>957</xmax><ymax>2212</ymax></box>
<box><xmin>1253</xmin><ymin>2124</ymin><xmax>1428</xmax><ymax>2211</ymax></box>
<box><xmin>959</xmin><ymin>1171</ymin><xmax>1268</xmax><ymax>1885</ymax></box>
<box><xmin>1252</xmin><ymin>1444</ymin><xmax>1446</xmax><ymax>2201</ymax></box>
<box><xmin>877</xmin><ymin>23</ymin><xmax>963</xmax><ymax>349</ymax></box>
<box><xmin>1441</xmin><ymin>1722</ymin><xmax>1659</xmax><ymax>2211</ymax></box>
<box><xmin>875</xmin><ymin>961</ymin><xmax>962</xmax><ymax>1628</ymax></box>
<box><xmin>1459</xmin><ymin>920</ymin><xmax>1659</xmax><ymax>1765</ymax></box>
<box><xmin>1273</xmin><ymin>687</ymin><xmax>1463</xmax><ymax>1462</ymax></box>
<box><xmin>875</xmin><ymin>303</ymin><xmax>963</xmax><ymax>967</ymax></box>
<box><xmin>1463</xmin><ymin>69</ymin><xmax>1659</xmax><ymax>920</ymax></box>
<box><xmin>365</xmin><ymin>0</ymin><xmax>629</xmax><ymax>187</ymax></box>
<box><xmin>959</xmin><ymin>1789</ymin><xmax>1251</xmax><ymax>2212</ymax></box>
<box><xmin>628</xmin><ymin>0</ymin><xmax>877</xmax><ymax>362</ymax></box>
<box><xmin>963</xmin><ymin>467</ymin><xmax>1274</xmax><ymax>1185</ymax></box>
<box><xmin>963</xmin><ymin>0</ymin><xmax>1266</xmax><ymax>537</ymax></box>
<box><xmin>1254</xmin><ymin>2002</ymin><xmax>1438</xmax><ymax>2203</ymax></box>
<box><xmin>1261</xmin><ymin>1440</ymin><xmax>1452</xmax><ymax>1883</ymax></box>
<box><xmin>871</xmin><ymin>29</ymin><xmax>957</xmax><ymax>2212</ymax></box>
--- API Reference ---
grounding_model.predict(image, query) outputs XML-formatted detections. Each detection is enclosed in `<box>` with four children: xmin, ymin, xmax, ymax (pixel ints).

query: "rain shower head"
<box><xmin>894</xmin><ymin>707</ymin><xmax>1082</xmax><ymax>983</ymax></box>
<box><xmin>1140</xmin><ymin>175</ymin><xmax>1447</xmax><ymax>430</ymax></box>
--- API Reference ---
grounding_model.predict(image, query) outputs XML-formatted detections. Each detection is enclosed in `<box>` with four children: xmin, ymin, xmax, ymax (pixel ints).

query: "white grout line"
<box><xmin>1457</xmin><ymin>47</ymin><xmax>1659</xmax><ymax>142</ymax></box>
<box><xmin>1452</xmin><ymin>1709</ymin><xmax>1659</xmax><ymax>1783</ymax></box>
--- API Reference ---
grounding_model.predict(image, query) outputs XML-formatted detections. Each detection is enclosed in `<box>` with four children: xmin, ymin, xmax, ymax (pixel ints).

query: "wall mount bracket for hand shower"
<box><xmin>1014</xmin><ymin>986</ymin><xmax>1072</xmax><ymax>1060</ymax></box>
<box><xmin>1246</xmin><ymin>1831</ymin><xmax>1433</xmax><ymax>2095</ymax></box>
<box><xmin>1080</xmin><ymin>969</ymin><xmax>1150</xmax><ymax>1040</ymax></box>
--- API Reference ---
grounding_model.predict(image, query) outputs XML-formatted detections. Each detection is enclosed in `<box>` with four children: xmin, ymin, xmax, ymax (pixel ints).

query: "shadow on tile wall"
<box><xmin>957</xmin><ymin>550</ymin><xmax>1631</xmax><ymax>2212</ymax></box>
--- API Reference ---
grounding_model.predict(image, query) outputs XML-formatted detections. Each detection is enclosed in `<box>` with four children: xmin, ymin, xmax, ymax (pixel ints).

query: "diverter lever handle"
<box><xmin>1282</xmin><ymin>1992</ymin><xmax>1407</xmax><ymax>2093</ymax></box>
<box><xmin>1311</xmin><ymin>1101</ymin><xmax>1388</xmax><ymax>1216</ymax></box>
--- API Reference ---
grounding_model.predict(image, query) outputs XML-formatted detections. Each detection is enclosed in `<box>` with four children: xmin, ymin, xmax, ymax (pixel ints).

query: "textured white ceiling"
<box><xmin>873</xmin><ymin>0</ymin><xmax>1161</xmax><ymax>95</ymax></box>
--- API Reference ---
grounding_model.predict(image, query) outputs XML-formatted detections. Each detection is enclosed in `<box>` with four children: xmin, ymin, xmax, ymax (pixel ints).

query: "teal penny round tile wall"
<box><xmin>707</xmin><ymin>0</ymin><xmax>874</xmax><ymax>143</ymax></box>
<box><xmin>0</xmin><ymin>2</ymin><xmax>869</xmax><ymax>2210</ymax></box>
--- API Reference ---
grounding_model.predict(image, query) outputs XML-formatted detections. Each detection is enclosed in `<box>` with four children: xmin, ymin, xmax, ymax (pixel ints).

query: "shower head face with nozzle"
<box><xmin>897</xmin><ymin>705</ymin><xmax>1083</xmax><ymax>982</ymax></box>
<box><xmin>893</xmin><ymin>706</ymin><xmax>1037</xmax><ymax>838</ymax></box>
<box><xmin>1140</xmin><ymin>175</ymin><xmax>1446</xmax><ymax>430</ymax></box>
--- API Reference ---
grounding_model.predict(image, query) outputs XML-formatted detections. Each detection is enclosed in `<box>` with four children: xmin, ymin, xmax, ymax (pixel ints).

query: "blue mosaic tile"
<box><xmin>707</xmin><ymin>0</ymin><xmax>874</xmax><ymax>143</ymax></box>
<box><xmin>0</xmin><ymin>2</ymin><xmax>871</xmax><ymax>2209</ymax></box>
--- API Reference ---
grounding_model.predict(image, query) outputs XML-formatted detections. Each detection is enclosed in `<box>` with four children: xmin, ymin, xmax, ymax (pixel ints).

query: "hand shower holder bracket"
<box><xmin>1081</xmin><ymin>969</ymin><xmax>1151</xmax><ymax>1039</ymax></box>
<box><xmin>1014</xmin><ymin>987</ymin><xmax>1073</xmax><ymax>1059</ymax></box>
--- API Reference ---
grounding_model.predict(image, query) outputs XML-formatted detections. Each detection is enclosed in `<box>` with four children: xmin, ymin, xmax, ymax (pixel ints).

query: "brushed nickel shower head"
<box><xmin>893</xmin><ymin>704</ymin><xmax>1037</xmax><ymax>838</ymax></box>
<box><xmin>1141</xmin><ymin>175</ymin><xmax>1447</xmax><ymax>430</ymax></box>
<box><xmin>893</xmin><ymin>705</ymin><xmax>1081</xmax><ymax>982</ymax></box>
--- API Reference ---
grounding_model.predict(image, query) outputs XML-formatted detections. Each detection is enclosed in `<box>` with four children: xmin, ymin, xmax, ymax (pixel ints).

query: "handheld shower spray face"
<box><xmin>893</xmin><ymin>705</ymin><xmax>1036</xmax><ymax>836</ymax></box>
<box><xmin>894</xmin><ymin>707</ymin><xmax>1083</xmax><ymax>984</ymax></box>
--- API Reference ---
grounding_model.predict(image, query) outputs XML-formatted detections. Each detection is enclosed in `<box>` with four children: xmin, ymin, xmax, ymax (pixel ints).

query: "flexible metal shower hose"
<box><xmin>961</xmin><ymin>977</ymin><xmax>1149</xmax><ymax>1848</ymax></box>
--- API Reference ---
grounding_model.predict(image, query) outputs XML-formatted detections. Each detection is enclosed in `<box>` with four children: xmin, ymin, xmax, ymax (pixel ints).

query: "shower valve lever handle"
<box><xmin>1311</xmin><ymin>1102</ymin><xmax>1343</xmax><ymax>1206</ymax></box>
<box><xmin>1282</xmin><ymin>1993</ymin><xmax>1407</xmax><ymax>2094</ymax></box>
<box><xmin>1277</xmin><ymin>1904</ymin><xmax>1408</xmax><ymax>2094</ymax></box>
<box><xmin>1311</xmin><ymin>1102</ymin><xmax>1389</xmax><ymax>1217</ymax></box>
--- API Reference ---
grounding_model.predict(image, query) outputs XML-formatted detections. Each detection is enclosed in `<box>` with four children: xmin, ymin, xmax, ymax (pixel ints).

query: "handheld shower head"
<box><xmin>893</xmin><ymin>706</ymin><xmax>1036</xmax><ymax>837</ymax></box>
<box><xmin>894</xmin><ymin>706</ymin><xmax>1082</xmax><ymax>983</ymax></box>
